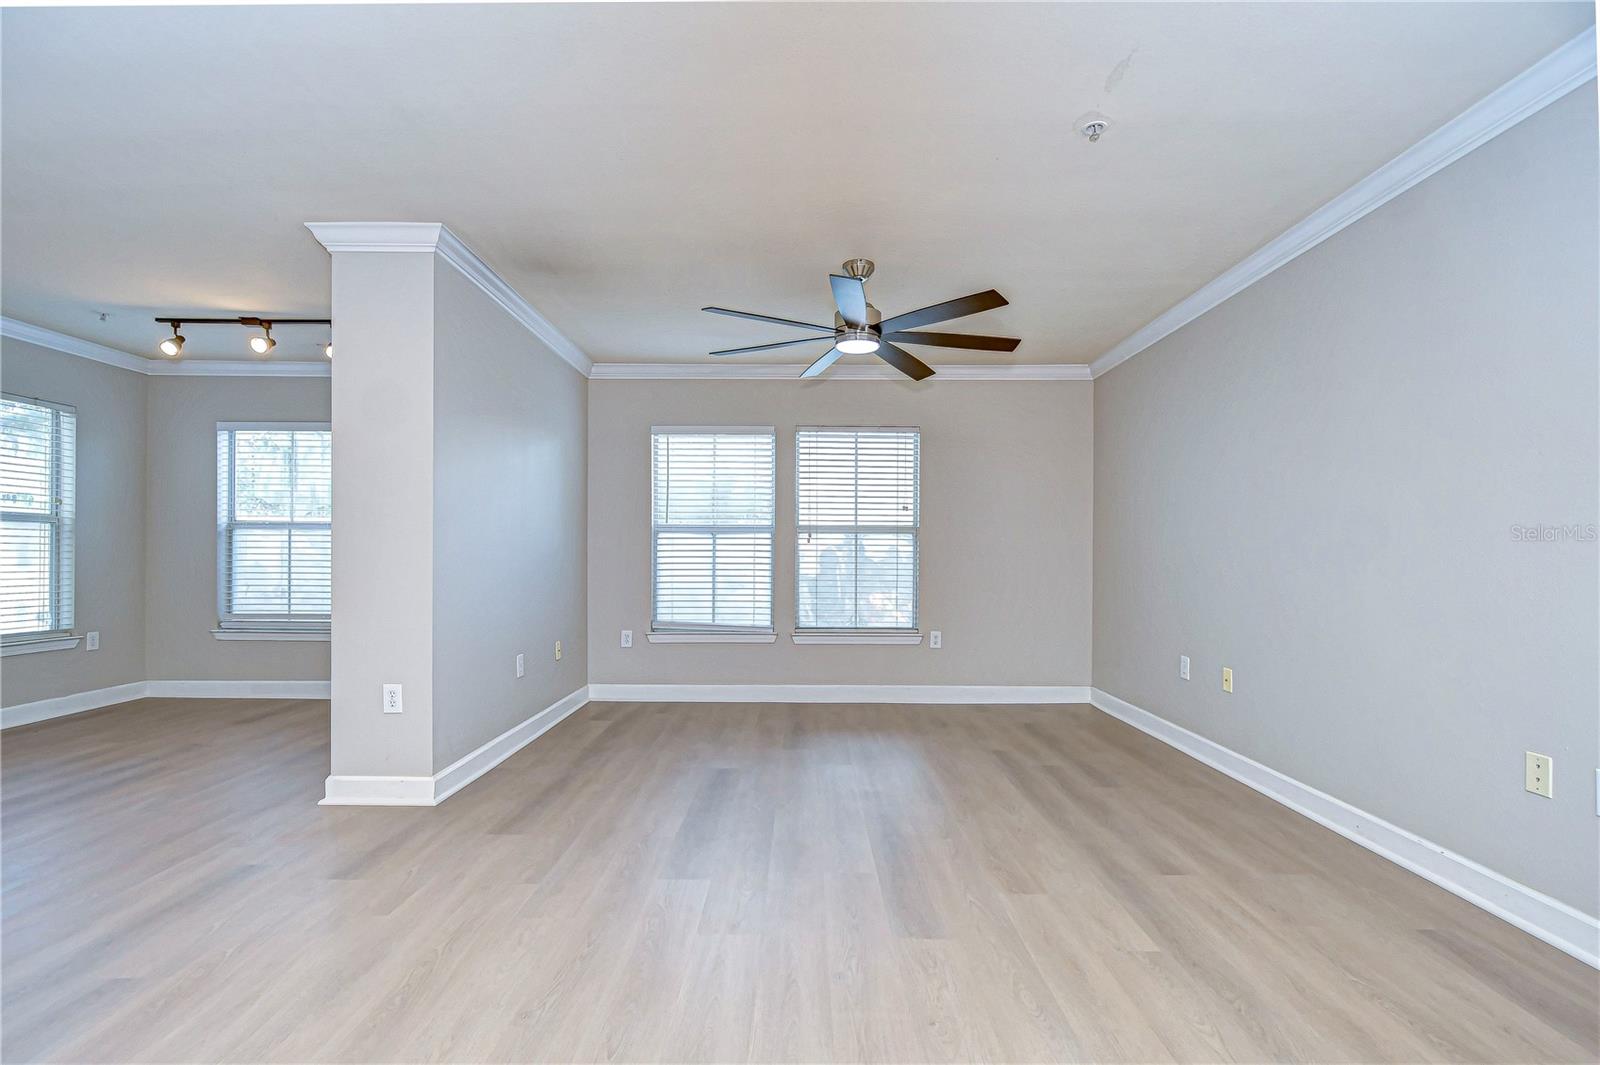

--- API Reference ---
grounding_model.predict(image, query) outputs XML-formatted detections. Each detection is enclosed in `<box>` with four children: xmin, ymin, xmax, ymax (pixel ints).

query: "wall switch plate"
<box><xmin>1179</xmin><ymin>655</ymin><xmax>1190</xmax><ymax>680</ymax></box>
<box><xmin>1221</xmin><ymin>667</ymin><xmax>1233</xmax><ymax>693</ymax></box>
<box><xmin>929</xmin><ymin>630</ymin><xmax>942</xmax><ymax>649</ymax></box>
<box><xmin>621</xmin><ymin>629</ymin><xmax>633</xmax><ymax>648</ymax></box>
<box><xmin>554</xmin><ymin>640</ymin><xmax>562</xmax><ymax>662</ymax></box>
<box><xmin>86</xmin><ymin>631</ymin><xmax>100</xmax><ymax>651</ymax></box>
<box><xmin>1525</xmin><ymin>751</ymin><xmax>1553</xmax><ymax>798</ymax></box>
<box><xmin>382</xmin><ymin>684</ymin><xmax>403</xmax><ymax>714</ymax></box>
<box><xmin>515</xmin><ymin>653</ymin><xmax>525</xmax><ymax>678</ymax></box>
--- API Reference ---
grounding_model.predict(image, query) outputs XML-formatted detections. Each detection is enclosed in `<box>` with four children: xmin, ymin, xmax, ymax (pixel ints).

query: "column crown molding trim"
<box><xmin>2</xmin><ymin>316</ymin><xmax>330</xmax><ymax>377</ymax></box>
<box><xmin>588</xmin><ymin>362</ymin><xmax>1092</xmax><ymax>381</ymax></box>
<box><xmin>304</xmin><ymin>221</ymin><xmax>592</xmax><ymax>376</ymax></box>
<box><xmin>1088</xmin><ymin>25</ymin><xmax>1598</xmax><ymax>380</ymax></box>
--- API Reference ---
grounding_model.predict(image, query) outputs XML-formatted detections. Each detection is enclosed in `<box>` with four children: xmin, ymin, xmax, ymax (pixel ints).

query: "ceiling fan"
<box><xmin>702</xmin><ymin>258</ymin><xmax>1019</xmax><ymax>381</ymax></box>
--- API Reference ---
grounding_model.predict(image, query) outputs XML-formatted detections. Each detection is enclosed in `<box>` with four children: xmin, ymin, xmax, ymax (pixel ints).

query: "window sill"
<box><xmin>212</xmin><ymin>629</ymin><xmax>331</xmax><ymax>642</ymax></box>
<box><xmin>792</xmin><ymin>632</ymin><xmax>923</xmax><ymax>646</ymax></box>
<box><xmin>1</xmin><ymin>635</ymin><xmax>82</xmax><ymax>657</ymax></box>
<box><xmin>646</xmin><ymin>632</ymin><xmax>777</xmax><ymax>644</ymax></box>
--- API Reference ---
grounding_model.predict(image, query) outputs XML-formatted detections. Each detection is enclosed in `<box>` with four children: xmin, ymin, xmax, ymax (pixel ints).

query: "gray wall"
<box><xmin>1093</xmin><ymin>89</ymin><xmax>1599</xmax><ymax>914</ymax></box>
<box><xmin>144</xmin><ymin>375</ymin><xmax>331</xmax><ymax>682</ymax></box>
<box><xmin>0</xmin><ymin>338</ymin><xmax>147</xmax><ymax>705</ymax></box>
<box><xmin>328</xmin><ymin>247</ymin><xmax>437</xmax><ymax>778</ymax></box>
<box><xmin>588</xmin><ymin>379</ymin><xmax>1093</xmax><ymax>686</ymax></box>
<box><xmin>431</xmin><ymin>261</ymin><xmax>588</xmax><ymax>771</ymax></box>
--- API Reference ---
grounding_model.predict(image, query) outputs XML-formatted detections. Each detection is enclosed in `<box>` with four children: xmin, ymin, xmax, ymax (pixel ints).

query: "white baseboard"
<box><xmin>1089</xmin><ymin>688</ymin><xmax>1600</xmax><ymax>970</ymax></box>
<box><xmin>432</xmin><ymin>685</ymin><xmax>590</xmax><ymax>803</ymax></box>
<box><xmin>586</xmin><ymin>683</ymin><xmax>1090</xmax><ymax>704</ymax></box>
<box><xmin>320</xmin><ymin>685</ymin><xmax>591</xmax><ymax>807</ymax></box>
<box><xmin>0</xmin><ymin>681</ymin><xmax>149</xmax><ymax>729</ymax></box>
<box><xmin>145</xmin><ymin>680</ymin><xmax>331</xmax><ymax>699</ymax></box>
<box><xmin>1</xmin><ymin>678</ymin><xmax>330</xmax><ymax>729</ymax></box>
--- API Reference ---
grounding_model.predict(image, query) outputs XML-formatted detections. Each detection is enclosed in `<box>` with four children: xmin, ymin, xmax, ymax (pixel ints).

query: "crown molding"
<box><xmin>588</xmin><ymin>362</ymin><xmax>1092</xmax><ymax>381</ymax></box>
<box><xmin>1</xmin><ymin>316</ymin><xmax>147</xmax><ymax>373</ymax></box>
<box><xmin>304</xmin><ymin>221</ymin><xmax>593</xmax><ymax>377</ymax></box>
<box><xmin>1</xmin><ymin>316</ymin><xmax>331</xmax><ymax>377</ymax></box>
<box><xmin>145</xmin><ymin>358</ymin><xmax>330</xmax><ymax>377</ymax></box>
<box><xmin>1089</xmin><ymin>25</ymin><xmax>1598</xmax><ymax>380</ymax></box>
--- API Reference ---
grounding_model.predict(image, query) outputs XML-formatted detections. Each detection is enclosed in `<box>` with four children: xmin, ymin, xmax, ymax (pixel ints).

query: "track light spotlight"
<box><xmin>159</xmin><ymin>322</ymin><xmax>185</xmax><ymax>358</ymax></box>
<box><xmin>249</xmin><ymin>323</ymin><xmax>276</xmax><ymax>355</ymax></box>
<box><xmin>323</xmin><ymin>341</ymin><xmax>333</xmax><ymax>359</ymax></box>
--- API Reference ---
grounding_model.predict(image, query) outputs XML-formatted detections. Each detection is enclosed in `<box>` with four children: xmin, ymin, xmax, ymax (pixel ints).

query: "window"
<box><xmin>651</xmin><ymin>428</ymin><xmax>775</xmax><ymax>633</ymax></box>
<box><xmin>217</xmin><ymin>424</ymin><xmax>331</xmax><ymax>631</ymax></box>
<box><xmin>0</xmin><ymin>394</ymin><xmax>76</xmax><ymax>639</ymax></box>
<box><xmin>796</xmin><ymin>427</ymin><xmax>919</xmax><ymax>632</ymax></box>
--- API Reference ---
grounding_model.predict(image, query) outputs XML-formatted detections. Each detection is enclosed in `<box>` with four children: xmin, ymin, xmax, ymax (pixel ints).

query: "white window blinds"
<box><xmin>651</xmin><ymin>428</ymin><xmax>775</xmax><ymax>632</ymax></box>
<box><xmin>217</xmin><ymin>424</ymin><xmax>332</xmax><ymax>630</ymax></box>
<box><xmin>796</xmin><ymin>427</ymin><xmax>919</xmax><ymax>631</ymax></box>
<box><xmin>1</xmin><ymin>394</ymin><xmax>76</xmax><ymax>638</ymax></box>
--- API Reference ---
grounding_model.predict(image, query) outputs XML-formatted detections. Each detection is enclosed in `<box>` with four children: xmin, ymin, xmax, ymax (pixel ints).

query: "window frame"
<box><xmin>0</xmin><ymin>392</ymin><xmax>76</xmax><ymax>644</ymax></box>
<box><xmin>649</xmin><ymin>425</ymin><xmax>777</xmax><ymax>637</ymax></box>
<box><xmin>794</xmin><ymin>425</ymin><xmax>921</xmax><ymax>636</ymax></box>
<box><xmin>216</xmin><ymin>420</ymin><xmax>332</xmax><ymax>634</ymax></box>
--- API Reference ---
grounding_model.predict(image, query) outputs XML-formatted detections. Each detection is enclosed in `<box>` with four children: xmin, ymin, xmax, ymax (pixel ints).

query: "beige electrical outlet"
<box><xmin>1221</xmin><ymin>667</ymin><xmax>1233</xmax><ymax>694</ymax></box>
<box><xmin>1525</xmin><ymin>751</ymin><xmax>1552</xmax><ymax>798</ymax></box>
<box><xmin>554</xmin><ymin>640</ymin><xmax>562</xmax><ymax>662</ymax></box>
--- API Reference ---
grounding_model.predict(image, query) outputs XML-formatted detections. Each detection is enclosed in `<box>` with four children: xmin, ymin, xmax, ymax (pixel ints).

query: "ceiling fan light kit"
<box><xmin>702</xmin><ymin>258</ymin><xmax>1019</xmax><ymax>381</ymax></box>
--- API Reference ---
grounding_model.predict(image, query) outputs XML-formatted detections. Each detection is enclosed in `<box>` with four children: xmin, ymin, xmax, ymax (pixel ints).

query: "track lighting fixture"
<box><xmin>153</xmin><ymin>315</ymin><xmax>331</xmax><ymax>359</ymax></box>
<box><xmin>159</xmin><ymin>322</ymin><xmax>185</xmax><ymax>358</ymax></box>
<box><xmin>249</xmin><ymin>323</ymin><xmax>276</xmax><ymax>355</ymax></box>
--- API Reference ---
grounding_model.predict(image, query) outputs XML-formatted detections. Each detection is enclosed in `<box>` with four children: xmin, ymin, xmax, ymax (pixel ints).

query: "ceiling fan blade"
<box><xmin>800</xmin><ymin>347</ymin><xmax>845</xmax><ymax>379</ymax></box>
<box><xmin>829</xmin><ymin>274</ymin><xmax>869</xmax><ymax>329</ymax></box>
<box><xmin>711</xmin><ymin>336</ymin><xmax>837</xmax><ymax>357</ymax></box>
<box><xmin>881</xmin><ymin>331</ymin><xmax>1020</xmax><ymax>351</ymax></box>
<box><xmin>877</xmin><ymin>289</ymin><xmax>1008</xmax><ymax>333</ymax></box>
<box><xmin>875</xmin><ymin>342</ymin><xmax>936</xmax><ymax>381</ymax></box>
<box><xmin>702</xmin><ymin>307</ymin><xmax>834</xmax><ymax>333</ymax></box>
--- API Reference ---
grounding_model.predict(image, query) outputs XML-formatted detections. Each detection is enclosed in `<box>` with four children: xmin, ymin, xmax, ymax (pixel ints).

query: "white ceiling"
<box><xmin>2</xmin><ymin>2</ymin><xmax>1592</xmax><ymax>366</ymax></box>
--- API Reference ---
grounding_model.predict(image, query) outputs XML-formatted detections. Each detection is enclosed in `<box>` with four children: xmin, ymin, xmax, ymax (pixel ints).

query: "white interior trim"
<box><xmin>590</xmin><ymin>363</ymin><xmax>1092</xmax><ymax>381</ymax></box>
<box><xmin>587</xmin><ymin>683</ymin><xmax>1089</xmax><ymax>704</ymax></box>
<box><xmin>1</xmin><ymin>678</ymin><xmax>330</xmax><ymax>729</ymax></box>
<box><xmin>1</xmin><ymin>635</ymin><xmax>82</xmax><ymax>657</ymax></box>
<box><xmin>1089</xmin><ymin>26</ymin><xmax>1598</xmax><ymax>379</ymax></box>
<box><xmin>211</xmin><ymin>629</ymin><xmax>331</xmax><ymax>642</ymax></box>
<box><xmin>646</xmin><ymin>632</ymin><xmax>777</xmax><ymax>644</ymax></box>
<box><xmin>144</xmin><ymin>680</ymin><xmax>331</xmax><ymax>699</ymax></box>
<box><xmin>319</xmin><ymin>774</ymin><xmax>435</xmax><ymax>807</ymax></box>
<box><xmin>1089</xmin><ymin>687</ymin><xmax>1600</xmax><ymax>970</ymax></box>
<box><xmin>322</xmin><ymin>684</ymin><xmax>591</xmax><ymax>806</ymax></box>
<box><xmin>0</xmin><ymin>681</ymin><xmax>148</xmax><ymax>729</ymax></box>
<box><xmin>2</xmin><ymin>316</ymin><xmax>331</xmax><ymax>377</ymax></box>
<box><xmin>792</xmin><ymin>632</ymin><xmax>924</xmax><ymax>646</ymax></box>
<box><xmin>1</xmin><ymin>316</ymin><xmax>148</xmax><ymax>372</ymax></box>
<box><xmin>431</xmin><ymin>685</ymin><xmax>590</xmax><ymax>803</ymax></box>
<box><xmin>303</xmin><ymin>221</ymin><xmax>592</xmax><ymax>376</ymax></box>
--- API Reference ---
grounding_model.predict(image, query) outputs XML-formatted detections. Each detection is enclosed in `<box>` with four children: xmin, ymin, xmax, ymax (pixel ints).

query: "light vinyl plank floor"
<box><xmin>1</xmin><ymin>697</ymin><xmax>1595</xmax><ymax>1063</ymax></box>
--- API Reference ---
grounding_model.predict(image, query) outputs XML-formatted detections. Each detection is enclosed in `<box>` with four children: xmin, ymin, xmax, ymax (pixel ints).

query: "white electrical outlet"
<box><xmin>516</xmin><ymin>653</ymin><xmax>525</xmax><ymax>678</ymax></box>
<box><xmin>929</xmin><ymin>630</ymin><xmax>942</xmax><ymax>649</ymax></box>
<box><xmin>86</xmin><ymin>631</ymin><xmax>100</xmax><ymax>651</ymax></box>
<box><xmin>382</xmin><ymin>684</ymin><xmax>403</xmax><ymax>714</ymax></box>
<box><xmin>620</xmin><ymin>629</ymin><xmax>633</xmax><ymax>648</ymax></box>
<box><xmin>1221</xmin><ymin>667</ymin><xmax>1233</xmax><ymax>694</ymax></box>
<box><xmin>1525</xmin><ymin>751</ymin><xmax>1553</xmax><ymax>798</ymax></box>
<box><xmin>1179</xmin><ymin>655</ymin><xmax>1190</xmax><ymax>680</ymax></box>
<box><xmin>554</xmin><ymin>640</ymin><xmax>562</xmax><ymax>662</ymax></box>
